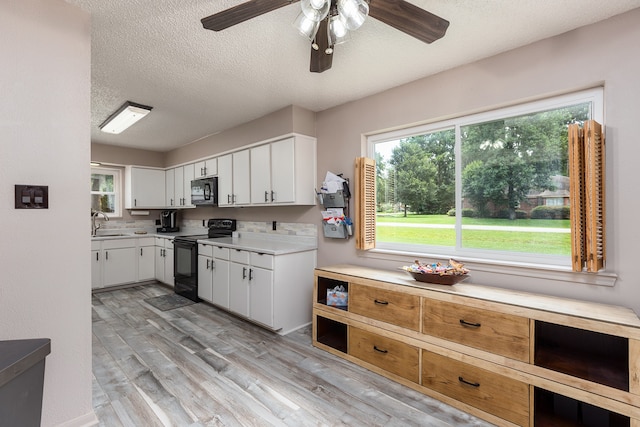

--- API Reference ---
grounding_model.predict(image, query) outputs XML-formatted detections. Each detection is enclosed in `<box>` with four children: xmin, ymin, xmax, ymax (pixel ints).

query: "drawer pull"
<box><xmin>459</xmin><ymin>319</ymin><xmax>481</xmax><ymax>328</ymax></box>
<box><xmin>374</xmin><ymin>299</ymin><xmax>389</xmax><ymax>305</ymax></box>
<box><xmin>373</xmin><ymin>346</ymin><xmax>388</xmax><ymax>354</ymax></box>
<box><xmin>458</xmin><ymin>376</ymin><xmax>480</xmax><ymax>387</ymax></box>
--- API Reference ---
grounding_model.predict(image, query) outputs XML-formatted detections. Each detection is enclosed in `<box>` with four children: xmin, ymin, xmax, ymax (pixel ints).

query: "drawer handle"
<box><xmin>458</xmin><ymin>376</ymin><xmax>480</xmax><ymax>387</ymax></box>
<box><xmin>373</xmin><ymin>346</ymin><xmax>388</xmax><ymax>354</ymax></box>
<box><xmin>459</xmin><ymin>319</ymin><xmax>481</xmax><ymax>328</ymax></box>
<box><xmin>374</xmin><ymin>299</ymin><xmax>389</xmax><ymax>305</ymax></box>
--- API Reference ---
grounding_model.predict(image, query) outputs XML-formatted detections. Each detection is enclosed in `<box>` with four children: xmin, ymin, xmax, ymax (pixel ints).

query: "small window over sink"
<box><xmin>91</xmin><ymin>166</ymin><xmax>122</xmax><ymax>217</ymax></box>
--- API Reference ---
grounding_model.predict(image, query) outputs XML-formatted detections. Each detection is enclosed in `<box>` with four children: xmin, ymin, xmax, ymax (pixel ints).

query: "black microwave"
<box><xmin>191</xmin><ymin>177</ymin><xmax>218</xmax><ymax>206</ymax></box>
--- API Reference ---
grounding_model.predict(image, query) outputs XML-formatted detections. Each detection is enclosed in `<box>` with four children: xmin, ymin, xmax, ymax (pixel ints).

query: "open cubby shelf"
<box><xmin>316</xmin><ymin>315</ymin><xmax>347</xmax><ymax>354</ymax></box>
<box><xmin>534</xmin><ymin>388</ymin><xmax>629</xmax><ymax>427</ymax></box>
<box><xmin>534</xmin><ymin>321</ymin><xmax>629</xmax><ymax>391</ymax></box>
<box><xmin>317</xmin><ymin>276</ymin><xmax>349</xmax><ymax>310</ymax></box>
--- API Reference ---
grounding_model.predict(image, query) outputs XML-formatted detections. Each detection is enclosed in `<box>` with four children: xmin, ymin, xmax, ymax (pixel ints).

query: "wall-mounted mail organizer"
<box><xmin>318</xmin><ymin>174</ymin><xmax>352</xmax><ymax>239</ymax></box>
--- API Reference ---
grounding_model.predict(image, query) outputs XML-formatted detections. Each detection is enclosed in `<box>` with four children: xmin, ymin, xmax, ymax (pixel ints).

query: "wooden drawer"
<box><xmin>422</xmin><ymin>350</ymin><xmax>529</xmax><ymax>426</ymax></box>
<box><xmin>349</xmin><ymin>284</ymin><xmax>420</xmax><ymax>331</ymax></box>
<box><xmin>349</xmin><ymin>326</ymin><xmax>419</xmax><ymax>383</ymax></box>
<box><xmin>423</xmin><ymin>298</ymin><xmax>530</xmax><ymax>362</ymax></box>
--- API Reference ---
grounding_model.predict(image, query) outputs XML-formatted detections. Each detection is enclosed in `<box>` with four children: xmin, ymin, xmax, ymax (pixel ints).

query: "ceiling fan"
<box><xmin>201</xmin><ymin>0</ymin><xmax>449</xmax><ymax>73</ymax></box>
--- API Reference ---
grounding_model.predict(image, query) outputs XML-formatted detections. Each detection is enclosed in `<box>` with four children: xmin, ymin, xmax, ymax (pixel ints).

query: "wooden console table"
<box><xmin>312</xmin><ymin>265</ymin><xmax>640</xmax><ymax>427</ymax></box>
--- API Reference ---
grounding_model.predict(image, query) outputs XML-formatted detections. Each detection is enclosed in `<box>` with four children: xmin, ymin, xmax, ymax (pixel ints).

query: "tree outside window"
<box><xmin>371</xmin><ymin>88</ymin><xmax>601</xmax><ymax>267</ymax></box>
<box><xmin>91</xmin><ymin>167</ymin><xmax>121</xmax><ymax>217</ymax></box>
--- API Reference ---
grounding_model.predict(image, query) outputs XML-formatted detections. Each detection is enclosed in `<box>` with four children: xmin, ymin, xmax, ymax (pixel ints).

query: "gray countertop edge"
<box><xmin>0</xmin><ymin>338</ymin><xmax>51</xmax><ymax>389</ymax></box>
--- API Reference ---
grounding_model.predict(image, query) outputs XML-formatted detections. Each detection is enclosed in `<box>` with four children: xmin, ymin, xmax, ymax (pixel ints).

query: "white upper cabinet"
<box><xmin>249</xmin><ymin>135</ymin><xmax>316</xmax><ymax>206</ymax></box>
<box><xmin>218</xmin><ymin>151</ymin><xmax>250</xmax><ymax>206</ymax></box>
<box><xmin>125</xmin><ymin>166</ymin><xmax>166</xmax><ymax>209</ymax></box>
<box><xmin>233</xmin><ymin>149</ymin><xmax>250</xmax><ymax>205</ymax></box>
<box><xmin>194</xmin><ymin>158</ymin><xmax>217</xmax><ymax>178</ymax></box>
<box><xmin>182</xmin><ymin>163</ymin><xmax>195</xmax><ymax>207</ymax></box>
<box><xmin>250</xmin><ymin>144</ymin><xmax>271</xmax><ymax>204</ymax></box>
<box><xmin>217</xmin><ymin>154</ymin><xmax>233</xmax><ymax>206</ymax></box>
<box><xmin>164</xmin><ymin>164</ymin><xmax>194</xmax><ymax>208</ymax></box>
<box><xmin>165</xmin><ymin>168</ymin><xmax>176</xmax><ymax>207</ymax></box>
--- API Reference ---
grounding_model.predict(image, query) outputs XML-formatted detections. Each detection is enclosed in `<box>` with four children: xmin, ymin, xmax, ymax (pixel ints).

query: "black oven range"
<box><xmin>173</xmin><ymin>218</ymin><xmax>236</xmax><ymax>302</ymax></box>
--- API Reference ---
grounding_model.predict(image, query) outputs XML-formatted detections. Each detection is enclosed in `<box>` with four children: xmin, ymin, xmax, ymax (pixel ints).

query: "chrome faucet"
<box><xmin>91</xmin><ymin>209</ymin><xmax>109</xmax><ymax>236</ymax></box>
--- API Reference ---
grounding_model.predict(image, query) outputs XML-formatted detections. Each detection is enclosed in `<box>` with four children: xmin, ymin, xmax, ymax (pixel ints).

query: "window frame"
<box><xmin>366</xmin><ymin>88</ymin><xmax>605</xmax><ymax>272</ymax></box>
<box><xmin>91</xmin><ymin>166</ymin><xmax>122</xmax><ymax>218</ymax></box>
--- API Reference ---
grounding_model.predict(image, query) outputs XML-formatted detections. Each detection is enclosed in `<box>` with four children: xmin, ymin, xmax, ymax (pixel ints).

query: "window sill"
<box><xmin>360</xmin><ymin>248</ymin><xmax>617</xmax><ymax>288</ymax></box>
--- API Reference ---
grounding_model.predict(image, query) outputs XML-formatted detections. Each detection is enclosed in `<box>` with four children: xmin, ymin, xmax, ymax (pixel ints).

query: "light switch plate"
<box><xmin>15</xmin><ymin>185</ymin><xmax>48</xmax><ymax>209</ymax></box>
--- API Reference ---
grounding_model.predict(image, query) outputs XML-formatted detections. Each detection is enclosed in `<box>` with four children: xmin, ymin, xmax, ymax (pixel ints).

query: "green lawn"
<box><xmin>376</xmin><ymin>214</ymin><xmax>571</xmax><ymax>255</ymax></box>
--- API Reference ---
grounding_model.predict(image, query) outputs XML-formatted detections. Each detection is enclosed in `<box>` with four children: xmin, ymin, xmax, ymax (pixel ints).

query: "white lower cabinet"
<box><xmin>155</xmin><ymin>237</ymin><xmax>174</xmax><ymax>287</ymax></box>
<box><xmin>92</xmin><ymin>237</ymin><xmax>159</xmax><ymax>289</ymax></box>
<box><xmin>138</xmin><ymin>237</ymin><xmax>155</xmax><ymax>281</ymax></box>
<box><xmin>248</xmin><ymin>265</ymin><xmax>273</xmax><ymax>328</ymax></box>
<box><xmin>229</xmin><ymin>251</ymin><xmax>250</xmax><ymax>317</ymax></box>
<box><xmin>211</xmin><ymin>246</ymin><xmax>230</xmax><ymax>308</ymax></box>
<box><xmin>101</xmin><ymin>239</ymin><xmax>137</xmax><ymax>287</ymax></box>
<box><xmin>91</xmin><ymin>241</ymin><xmax>102</xmax><ymax>289</ymax></box>
<box><xmin>226</xmin><ymin>247</ymin><xmax>316</xmax><ymax>334</ymax></box>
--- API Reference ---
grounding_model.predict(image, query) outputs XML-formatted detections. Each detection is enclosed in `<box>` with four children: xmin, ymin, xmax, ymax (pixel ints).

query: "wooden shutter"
<box><xmin>355</xmin><ymin>157</ymin><xmax>376</xmax><ymax>250</ymax></box>
<box><xmin>568</xmin><ymin>120</ymin><xmax>606</xmax><ymax>272</ymax></box>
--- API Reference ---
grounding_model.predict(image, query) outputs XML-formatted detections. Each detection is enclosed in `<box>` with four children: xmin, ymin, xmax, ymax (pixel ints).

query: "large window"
<box><xmin>368</xmin><ymin>88</ymin><xmax>603</xmax><ymax>268</ymax></box>
<box><xmin>91</xmin><ymin>167</ymin><xmax>121</xmax><ymax>217</ymax></box>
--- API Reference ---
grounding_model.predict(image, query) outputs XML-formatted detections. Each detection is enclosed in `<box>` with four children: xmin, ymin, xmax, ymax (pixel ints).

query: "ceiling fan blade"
<box><xmin>310</xmin><ymin>20</ymin><xmax>333</xmax><ymax>73</ymax></box>
<box><xmin>202</xmin><ymin>0</ymin><xmax>300</xmax><ymax>31</ymax></box>
<box><xmin>368</xmin><ymin>0</ymin><xmax>449</xmax><ymax>44</ymax></box>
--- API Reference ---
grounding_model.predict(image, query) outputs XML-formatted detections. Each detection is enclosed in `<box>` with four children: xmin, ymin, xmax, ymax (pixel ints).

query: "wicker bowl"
<box><xmin>404</xmin><ymin>270</ymin><xmax>469</xmax><ymax>285</ymax></box>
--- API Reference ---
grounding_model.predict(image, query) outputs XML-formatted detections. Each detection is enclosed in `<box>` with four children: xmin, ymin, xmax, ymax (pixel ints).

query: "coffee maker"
<box><xmin>157</xmin><ymin>210</ymin><xmax>179</xmax><ymax>233</ymax></box>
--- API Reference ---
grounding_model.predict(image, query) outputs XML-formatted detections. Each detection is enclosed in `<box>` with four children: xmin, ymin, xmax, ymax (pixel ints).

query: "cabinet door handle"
<box><xmin>242</xmin><ymin>267</ymin><xmax>247</xmax><ymax>279</ymax></box>
<box><xmin>459</xmin><ymin>319</ymin><xmax>482</xmax><ymax>328</ymax></box>
<box><xmin>134</xmin><ymin>199</ymin><xmax>137</xmax><ymax>207</ymax></box>
<box><xmin>206</xmin><ymin>259</ymin><xmax>210</xmax><ymax>269</ymax></box>
<box><xmin>105</xmin><ymin>251</ymin><xmax>109</xmax><ymax>260</ymax></box>
<box><xmin>211</xmin><ymin>260</ymin><xmax>215</xmax><ymax>269</ymax></box>
<box><xmin>249</xmin><ymin>268</ymin><xmax>254</xmax><ymax>281</ymax></box>
<box><xmin>140</xmin><ymin>248</ymin><xmax>143</xmax><ymax>256</ymax></box>
<box><xmin>270</xmin><ymin>191</ymin><xmax>275</xmax><ymax>202</ymax></box>
<box><xmin>96</xmin><ymin>252</ymin><xmax>99</xmax><ymax>261</ymax></box>
<box><xmin>227</xmin><ymin>194</ymin><xmax>231</xmax><ymax>204</ymax></box>
<box><xmin>458</xmin><ymin>376</ymin><xmax>480</xmax><ymax>387</ymax></box>
<box><xmin>373</xmin><ymin>346</ymin><xmax>388</xmax><ymax>354</ymax></box>
<box><xmin>374</xmin><ymin>299</ymin><xmax>389</xmax><ymax>305</ymax></box>
<box><xmin>264</xmin><ymin>191</ymin><xmax>268</xmax><ymax>202</ymax></box>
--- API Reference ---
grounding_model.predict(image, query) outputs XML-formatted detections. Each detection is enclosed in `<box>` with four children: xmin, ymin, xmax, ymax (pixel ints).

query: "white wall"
<box><xmin>315</xmin><ymin>8</ymin><xmax>640</xmax><ymax>314</ymax></box>
<box><xmin>0</xmin><ymin>1</ymin><xmax>95</xmax><ymax>426</ymax></box>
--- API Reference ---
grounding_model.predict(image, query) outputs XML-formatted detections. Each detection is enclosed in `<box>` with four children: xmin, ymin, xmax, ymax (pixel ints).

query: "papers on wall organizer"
<box><xmin>321</xmin><ymin>171</ymin><xmax>346</xmax><ymax>194</ymax></box>
<box><xmin>322</xmin><ymin>208</ymin><xmax>344</xmax><ymax>224</ymax></box>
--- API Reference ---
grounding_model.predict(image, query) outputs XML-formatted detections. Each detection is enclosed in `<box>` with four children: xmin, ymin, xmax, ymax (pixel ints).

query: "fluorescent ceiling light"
<box><xmin>99</xmin><ymin>101</ymin><xmax>152</xmax><ymax>134</ymax></box>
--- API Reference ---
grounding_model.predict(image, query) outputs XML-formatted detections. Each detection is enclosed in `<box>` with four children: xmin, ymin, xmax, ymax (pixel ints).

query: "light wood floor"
<box><xmin>92</xmin><ymin>284</ymin><xmax>494</xmax><ymax>426</ymax></box>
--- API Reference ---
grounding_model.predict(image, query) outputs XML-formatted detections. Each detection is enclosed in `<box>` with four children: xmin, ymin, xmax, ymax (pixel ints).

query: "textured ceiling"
<box><xmin>65</xmin><ymin>0</ymin><xmax>640</xmax><ymax>152</ymax></box>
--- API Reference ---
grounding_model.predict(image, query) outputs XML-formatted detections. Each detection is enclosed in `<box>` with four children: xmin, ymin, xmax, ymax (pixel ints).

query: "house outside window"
<box><xmin>91</xmin><ymin>167</ymin><xmax>121</xmax><ymax>217</ymax></box>
<box><xmin>368</xmin><ymin>88</ymin><xmax>603</xmax><ymax>268</ymax></box>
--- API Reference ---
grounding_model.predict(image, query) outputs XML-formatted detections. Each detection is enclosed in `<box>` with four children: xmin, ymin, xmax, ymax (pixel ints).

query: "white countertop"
<box><xmin>196</xmin><ymin>236</ymin><xmax>316</xmax><ymax>256</ymax></box>
<box><xmin>92</xmin><ymin>230</ymin><xmax>317</xmax><ymax>255</ymax></box>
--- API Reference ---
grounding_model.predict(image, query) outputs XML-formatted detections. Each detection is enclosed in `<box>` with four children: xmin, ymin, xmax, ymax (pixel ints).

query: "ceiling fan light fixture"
<box><xmin>328</xmin><ymin>14</ymin><xmax>350</xmax><ymax>45</ymax></box>
<box><xmin>99</xmin><ymin>101</ymin><xmax>152</xmax><ymax>134</ymax></box>
<box><xmin>337</xmin><ymin>0</ymin><xmax>369</xmax><ymax>31</ymax></box>
<box><xmin>293</xmin><ymin>12</ymin><xmax>321</xmax><ymax>40</ymax></box>
<box><xmin>301</xmin><ymin>0</ymin><xmax>330</xmax><ymax>22</ymax></box>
